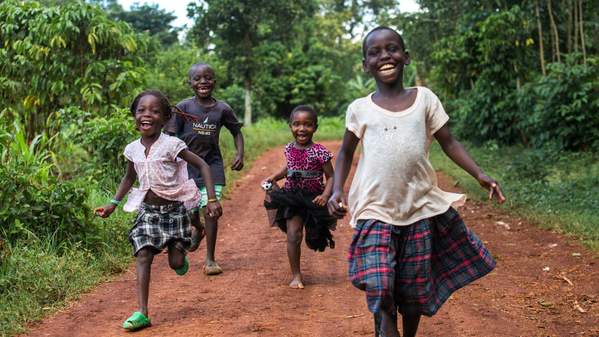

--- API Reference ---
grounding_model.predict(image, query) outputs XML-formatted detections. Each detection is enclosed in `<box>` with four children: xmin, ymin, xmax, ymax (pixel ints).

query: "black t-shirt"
<box><xmin>166</xmin><ymin>97</ymin><xmax>242</xmax><ymax>186</ymax></box>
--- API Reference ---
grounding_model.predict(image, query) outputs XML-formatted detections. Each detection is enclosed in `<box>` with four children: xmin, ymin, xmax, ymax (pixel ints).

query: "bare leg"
<box><xmin>286</xmin><ymin>216</ymin><xmax>304</xmax><ymax>289</ymax></box>
<box><xmin>402</xmin><ymin>314</ymin><xmax>421</xmax><ymax>337</ymax></box>
<box><xmin>167</xmin><ymin>242</ymin><xmax>186</xmax><ymax>270</ymax></box>
<box><xmin>204</xmin><ymin>212</ymin><xmax>220</xmax><ymax>270</ymax></box>
<box><xmin>188</xmin><ymin>210</ymin><xmax>204</xmax><ymax>252</ymax></box>
<box><xmin>374</xmin><ymin>298</ymin><xmax>400</xmax><ymax>337</ymax></box>
<box><xmin>135</xmin><ymin>248</ymin><xmax>154</xmax><ymax>316</ymax></box>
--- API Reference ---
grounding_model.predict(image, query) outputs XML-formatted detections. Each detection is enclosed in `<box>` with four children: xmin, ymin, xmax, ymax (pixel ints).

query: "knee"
<box><xmin>287</xmin><ymin>228</ymin><xmax>303</xmax><ymax>245</ymax></box>
<box><xmin>136</xmin><ymin>249</ymin><xmax>153</xmax><ymax>265</ymax></box>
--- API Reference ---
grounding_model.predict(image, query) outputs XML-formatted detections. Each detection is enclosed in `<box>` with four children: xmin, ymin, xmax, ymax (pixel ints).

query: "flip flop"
<box><xmin>203</xmin><ymin>262</ymin><xmax>223</xmax><ymax>275</ymax></box>
<box><xmin>175</xmin><ymin>256</ymin><xmax>189</xmax><ymax>276</ymax></box>
<box><xmin>122</xmin><ymin>311</ymin><xmax>151</xmax><ymax>331</ymax></box>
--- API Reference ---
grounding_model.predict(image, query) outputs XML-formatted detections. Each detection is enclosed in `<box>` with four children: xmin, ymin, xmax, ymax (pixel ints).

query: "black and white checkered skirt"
<box><xmin>128</xmin><ymin>202</ymin><xmax>192</xmax><ymax>256</ymax></box>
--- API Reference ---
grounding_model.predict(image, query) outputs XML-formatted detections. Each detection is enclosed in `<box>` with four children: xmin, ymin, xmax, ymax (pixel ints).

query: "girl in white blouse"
<box><xmin>95</xmin><ymin>90</ymin><xmax>222</xmax><ymax>331</ymax></box>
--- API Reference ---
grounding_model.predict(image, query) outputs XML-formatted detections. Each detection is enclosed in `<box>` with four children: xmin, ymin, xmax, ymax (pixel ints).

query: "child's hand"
<box><xmin>327</xmin><ymin>192</ymin><xmax>348</xmax><ymax>218</ymax></box>
<box><xmin>231</xmin><ymin>154</ymin><xmax>244</xmax><ymax>171</ymax></box>
<box><xmin>206</xmin><ymin>200</ymin><xmax>223</xmax><ymax>219</ymax></box>
<box><xmin>477</xmin><ymin>173</ymin><xmax>506</xmax><ymax>204</ymax></box>
<box><xmin>312</xmin><ymin>194</ymin><xmax>329</xmax><ymax>207</ymax></box>
<box><xmin>94</xmin><ymin>204</ymin><xmax>116</xmax><ymax>218</ymax></box>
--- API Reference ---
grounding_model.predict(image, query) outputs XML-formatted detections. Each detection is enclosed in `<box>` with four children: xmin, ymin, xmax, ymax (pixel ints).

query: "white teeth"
<box><xmin>379</xmin><ymin>64</ymin><xmax>395</xmax><ymax>71</ymax></box>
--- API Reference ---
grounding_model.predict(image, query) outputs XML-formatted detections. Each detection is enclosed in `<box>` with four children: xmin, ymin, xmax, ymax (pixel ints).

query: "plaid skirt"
<box><xmin>348</xmin><ymin>207</ymin><xmax>495</xmax><ymax>317</ymax></box>
<box><xmin>128</xmin><ymin>202</ymin><xmax>192</xmax><ymax>256</ymax></box>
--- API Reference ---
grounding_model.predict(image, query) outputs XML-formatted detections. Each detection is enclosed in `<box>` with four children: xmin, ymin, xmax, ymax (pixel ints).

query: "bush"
<box><xmin>0</xmin><ymin>122</ymin><xmax>94</xmax><ymax>244</ymax></box>
<box><xmin>523</xmin><ymin>55</ymin><xmax>599</xmax><ymax>151</ymax></box>
<box><xmin>66</xmin><ymin>107</ymin><xmax>137</xmax><ymax>183</ymax></box>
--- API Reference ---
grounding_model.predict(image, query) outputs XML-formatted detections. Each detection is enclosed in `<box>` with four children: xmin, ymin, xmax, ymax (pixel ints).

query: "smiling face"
<box><xmin>189</xmin><ymin>64</ymin><xmax>215</xmax><ymax>98</ymax></box>
<box><xmin>289</xmin><ymin>110</ymin><xmax>317</xmax><ymax>146</ymax></box>
<box><xmin>134</xmin><ymin>95</ymin><xmax>166</xmax><ymax>138</ymax></box>
<box><xmin>362</xmin><ymin>28</ymin><xmax>409</xmax><ymax>86</ymax></box>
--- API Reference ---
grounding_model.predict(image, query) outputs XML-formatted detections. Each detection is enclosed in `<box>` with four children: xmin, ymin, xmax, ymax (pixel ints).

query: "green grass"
<box><xmin>430</xmin><ymin>142</ymin><xmax>599</xmax><ymax>251</ymax></box>
<box><xmin>0</xmin><ymin>116</ymin><xmax>344</xmax><ymax>337</ymax></box>
<box><xmin>0</xmin><ymin>189</ymin><xmax>133</xmax><ymax>337</ymax></box>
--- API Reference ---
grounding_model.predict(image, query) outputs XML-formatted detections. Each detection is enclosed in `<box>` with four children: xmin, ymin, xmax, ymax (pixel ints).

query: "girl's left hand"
<box><xmin>477</xmin><ymin>173</ymin><xmax>506</xmax><ymax>204</ymax></box>
<box><xmin>312</xmin><ymin>194</ymin><xmax>329</xmax><ymax>207</ymax></box>
<box><xmin>94</xmin><ymin>204</ymin><xmax>116</xmax><ymax>218</ymax></box>
<box><xmin>206</xmin><ymin>200</ymin><xmax>223</xmax><ymax>218</ymax></box>
<box><xmin>231</xmin><ymin>154</ymin><xmax>244</xmax><ymax>171</ymax></box>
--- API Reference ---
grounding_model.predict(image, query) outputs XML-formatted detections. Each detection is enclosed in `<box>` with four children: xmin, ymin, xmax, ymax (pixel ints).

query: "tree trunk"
<box><xmin>574</xmin><ymin>0</ymin><xmax>579</xmax><ymax>52</ymax></box>
<box><xmin>535</xmin><ymin>0</ymin><xmax>547</xmax><ymax>75</ymax></box>
<box><xmin>547</xmin><ymin>0</ymin><xmax>561</xmax><ymax>62</ymax></box>
<box><xmin>578</xmin><ymin>0</ymin><xmax>587</xmax><ymax>63</ymax></box>
<box><xmin>566</xmin><ymin>0</ymin><xmax>572</xmax><ymax>53</ymax></box>
<box><xmin>243</xmin><ymin>78</ymin><xmax>252</xmax><ymax>126</ymax></box>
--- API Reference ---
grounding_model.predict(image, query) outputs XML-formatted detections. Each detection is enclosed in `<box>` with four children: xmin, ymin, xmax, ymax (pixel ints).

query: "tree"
<box><xmin>187</xmin><ymin>0</ymin><xmax>317</xmax><ymax>125</ymax></box>
<box><xmin>0</xmin><ymin>0</ymin><xmax>149</xmax><ymax>138</ymax></box>
<box><xmin>110</xmin><ymin>3</ymin><xmax>181</xmax><ymax>46</ymax></box>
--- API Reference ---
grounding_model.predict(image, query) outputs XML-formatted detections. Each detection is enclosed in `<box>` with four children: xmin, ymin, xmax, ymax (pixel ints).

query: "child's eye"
<box><xmin>367</xmin><ymin>48</ymin><xmax>379</xmax><ymax>56</ymax></box>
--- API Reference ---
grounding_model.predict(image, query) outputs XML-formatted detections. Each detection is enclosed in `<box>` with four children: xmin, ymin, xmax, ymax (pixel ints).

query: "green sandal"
<box><xmin>175</xmin><ymin>256</ymin><xmax>189</xmax><ymax>276</ymax></box>
<box><xmin>122</xmin><ymin>311</ymin><xmax>151</xmax><ymax>331</ymax></box>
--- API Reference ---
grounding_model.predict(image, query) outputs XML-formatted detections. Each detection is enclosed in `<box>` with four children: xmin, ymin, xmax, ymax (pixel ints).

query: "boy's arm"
<box><xmin>95</xmin><ymin>160</ymin><xmax>136</xmax><ymax>217</ymax></box>
<box><xmin>230</xmin><ymin>132</ymin><xmax>244</xmax><ymax>171</ymax></box>
<box><xmin>327</xmin><ymin>130</ymin><xmax>360</xmax><ymax>217</ymax></box>
<box><xmin>178</xmin><ymin>149</ymin><xmax>223</xmax><ymax>218</ymax></box>
<box><xmin>434</xmin><ymin>124</ymin><xmax>506</xmax><ymax>203</ymax></box>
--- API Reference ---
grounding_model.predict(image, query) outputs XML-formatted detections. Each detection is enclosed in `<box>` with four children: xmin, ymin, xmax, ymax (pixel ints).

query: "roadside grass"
<box><xmin>430</xmin><ymin>143</ymin><xmax>599</xmax><ymax>251</ymax></box>
<box><xmin>0</xmin><ymin>116</ymin><xmax>344</xmax><ymax>337</ymax></box>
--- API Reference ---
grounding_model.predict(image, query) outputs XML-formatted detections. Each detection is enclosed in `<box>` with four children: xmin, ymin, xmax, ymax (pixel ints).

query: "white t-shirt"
<box><xmin>345</xmin><ymin>86</ymin><xmax>465</xmax><ymax>227</ymax></box>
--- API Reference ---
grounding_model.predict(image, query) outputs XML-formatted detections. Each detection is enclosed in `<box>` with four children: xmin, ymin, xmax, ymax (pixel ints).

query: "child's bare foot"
<box><xmin>289</xmin><ymin>275</ymin><xmax>304</xmax><ymax>289</ymax></box>
<box><xmin>203</xmin><ymin>261</ymin><xmax>223</xmax><ymax>275</ymax></box>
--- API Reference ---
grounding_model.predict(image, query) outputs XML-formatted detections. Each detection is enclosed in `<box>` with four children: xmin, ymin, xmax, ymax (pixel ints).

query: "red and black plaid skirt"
<box><xmin>348</xmin><ymin>207</ymin><xmax>495</xmax><ymax>316</ymax></box>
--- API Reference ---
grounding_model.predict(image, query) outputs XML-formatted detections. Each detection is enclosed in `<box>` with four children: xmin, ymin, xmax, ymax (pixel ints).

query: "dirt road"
<box><xmin>22</xmin><ymin>142</ymin><xmax>598</xmax><ymax>337</ymax></box>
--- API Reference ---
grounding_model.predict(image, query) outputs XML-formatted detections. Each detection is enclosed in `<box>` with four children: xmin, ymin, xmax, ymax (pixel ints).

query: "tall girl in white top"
<box><xmin>95</xmin><ymin>90</ymin><xmax>222</xmax><ymax>331</ymax></box>
<box><xmin>328</xmin><ymin>27</ymin><xmax>505</xmax><ymax>337</ymax></box>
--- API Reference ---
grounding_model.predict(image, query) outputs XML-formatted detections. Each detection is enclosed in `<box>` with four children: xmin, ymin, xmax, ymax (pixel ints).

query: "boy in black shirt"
<box><xmin>166</xmin><ymin>63</ymin><xmax>244</xmax><ymax>275</ymax></box>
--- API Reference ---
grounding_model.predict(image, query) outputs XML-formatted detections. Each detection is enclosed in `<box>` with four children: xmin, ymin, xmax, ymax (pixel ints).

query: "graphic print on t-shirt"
<box><xmin>193</xmin><ymin>116</ymin><xmax>217</xmax><ymax>136</ymax></box>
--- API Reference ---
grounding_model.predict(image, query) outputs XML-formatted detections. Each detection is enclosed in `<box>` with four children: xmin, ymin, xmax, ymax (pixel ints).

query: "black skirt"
<box><xmin>264</xmin><ymin>188</ymin><xmax>336</xmax><ymax>252</ymax></box>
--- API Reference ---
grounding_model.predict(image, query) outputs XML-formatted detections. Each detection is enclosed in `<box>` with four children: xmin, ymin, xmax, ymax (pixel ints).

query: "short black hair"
<box><xmin>362</xmin><ymin>26</ymin><xmax>406</xmax><ymax>58</ymax></box>
<box><xmin>289</xmin><ymin>104</ymin><xmax>318</xmax><ymax>126</ymax></box>
<box><xmin>188</xmin><ymin>62</ymin><xmax>214</xmax><ymax>79</ymax></box>
<box><xmin>130</xmin><ymin>90</ymin><xmax>173</xmax><ymax>121</ymax></box>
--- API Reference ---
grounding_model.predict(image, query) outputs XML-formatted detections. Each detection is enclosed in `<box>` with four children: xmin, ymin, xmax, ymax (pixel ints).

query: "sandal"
<box><xmin>175</xmin><ymin>256</ymin><xmax>189</xmax><ymax>276</ymax></box>
<box><xmin>122</xmin><ymin>311</ymin><xmax>151</xmax><ymax>331</ymax></box>
<box><xmin>203</xmin><ymin>262</ymin><xmax>223</xmax><ymax>275</ymax></box>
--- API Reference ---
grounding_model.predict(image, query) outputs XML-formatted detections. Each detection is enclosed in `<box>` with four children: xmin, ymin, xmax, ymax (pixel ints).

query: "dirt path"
<box><xmin>22</xmin><ymin>141</ymin><xmax>598</xmax><ymax>337</ymax></box>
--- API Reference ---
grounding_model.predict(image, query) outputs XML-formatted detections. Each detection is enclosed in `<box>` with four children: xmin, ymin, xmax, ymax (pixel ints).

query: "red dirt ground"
<box><xmin>21</xmin><ymin>141</ymin><xmax>598</xmax><ymax>337</ymax></box>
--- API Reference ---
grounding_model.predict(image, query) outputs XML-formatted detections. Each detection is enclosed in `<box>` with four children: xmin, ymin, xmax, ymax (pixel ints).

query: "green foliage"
<box><xmin>0</xmin><ymin>122</ymin><xmax>94</xmax><ymax>244</ymax></box>
<box><xmin>109</xmin><ymin>2</ymin><xmax>181</xmax><ymax>46</ymax></box>
<box><xmin>430</xmin><ymin>142</ymin><xmax>599</xmax><ymax>250</ymax></box>
<box><xmin>66</xmin><ymin>108</ymin><xmax>137</xmax><ymax>182</ymax></box>
<box><xmin>522</xmin><ymin>55</ymin><xmax>599</xmax><ymax>151</ymax></box>
<box><xmin>0</xmin><ymin>215</ymin><xmax>131</xmax><ymax>336</ymax></box>
<box><xmin>0</xmin><ymin>0</ymin><xmax>149</xmax><ymax>139</ymax></box>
